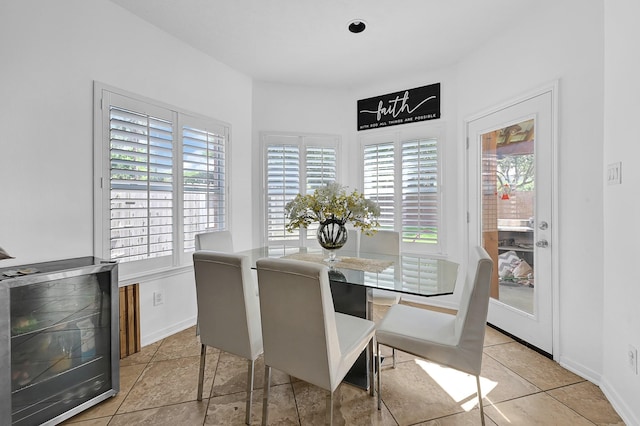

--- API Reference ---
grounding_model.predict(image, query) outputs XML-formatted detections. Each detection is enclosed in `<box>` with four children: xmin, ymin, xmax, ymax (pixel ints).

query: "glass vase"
<box><xmin>316</xmin><ymin>217</ymin><xmax>348</xmax><ymax>263</ymax></box>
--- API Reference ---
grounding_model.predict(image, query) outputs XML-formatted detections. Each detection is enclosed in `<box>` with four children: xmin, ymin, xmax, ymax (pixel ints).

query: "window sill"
<box><xmin>118</xmin><ymin>264</ymin><xmax>192</xmax><ymax>287</ymax></box>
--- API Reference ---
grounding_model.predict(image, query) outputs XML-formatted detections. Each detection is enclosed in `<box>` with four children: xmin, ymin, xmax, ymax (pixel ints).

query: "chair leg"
<box><xmin>369</xmin><ymin>338</ymin><xmax>375</xmax><ymax>397</ymax></box>
<box><xmin>376</xmin><ymin>342</ymin><xmax>382</xmax><ymax>410</ymax></box>
<box><xmin>326</xmin><ymin>391</ymin><xmax>333</xmax><ymax>426</ymax></box>
<box><xmin>261</xmin><ymin>366</ymin><xmax>271</xmax><ymax>426</ymax></box>
<box><xmin>476</xmin><ymin>375</ymin><xmax>485</xmax><ymax>426</ymax></box>
<box><xmin>392</xmin><ymin>348</ymin><xmax>396</xmax><ymax>368</ymax></box>
<box><xmin>245</xmin><ymin>359</ymin><xmax>255</xmax><ymax>425</ymax></box>
<box><xmin>197</xmin><ymin>344</ymin><xmax>206</xmax><ymax>401</ymax></box>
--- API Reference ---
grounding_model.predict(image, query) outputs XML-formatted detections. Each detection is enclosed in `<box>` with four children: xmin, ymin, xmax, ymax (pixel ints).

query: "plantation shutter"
<box><xmin>361</xmin><ymin>127</ymin><xmax>442</xmax><ymax>253</ymax></box>
<box><xmin>306</xmin><ymin>146</ymin><xmax>337</xmax><ymax>191</ymax></box>
<box><xmin>401</xmin><ymin>138</ymin><xmax>439</xmax><ymax>244</ymax></box>
<box><xmin>304</xmin><ymin>145</ymin><xmax>337</xmax><ymax>242</ymax></box>
<box><xmin>109</xmin><ymin>105</ymin><xmax>174</xmax><ymax>263</ymax></box>
<box><xmin>263</xmin><ymin>134</ymin><xmax>339</xmax><ymax>245</ymax></box>
<box><xmin>363</xmin><ymin>142</ymin><xmax>395</xmax><ymax>229</ymax></box>
<box><xmin>182</xmin><ymin>120</ymin><xmax>228</xmax><ymax>252</ymax></box>
<box><xmin>265</xmin><ymin>138</ymin><xmax>301</xmax><ymax>242</ymax></box>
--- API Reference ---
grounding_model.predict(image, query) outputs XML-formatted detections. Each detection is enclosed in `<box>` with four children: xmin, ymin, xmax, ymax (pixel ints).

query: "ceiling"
<box><xmin>110</xmin><ymin>0</ymin><xmax>541</xmax><ymax>89</ymax></box>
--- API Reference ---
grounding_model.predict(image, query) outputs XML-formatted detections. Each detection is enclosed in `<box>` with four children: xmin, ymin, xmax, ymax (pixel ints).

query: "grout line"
<box><xmin>95</xmin><ymin>327</ymin><xmax>620</xmax><ymax>425</ymax></box>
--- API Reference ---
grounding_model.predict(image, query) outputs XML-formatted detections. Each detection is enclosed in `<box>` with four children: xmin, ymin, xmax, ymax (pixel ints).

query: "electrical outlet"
<box><xmin>628</xmin><ymin>345</ymin><xmax>638</xmax><ymax>374</ymax></box>
<box><xmin>153</xmin><ymin>291</ymin><xmax>164</xmax><ymax>306</ymax></box>
<box><xmin>607</xmin><ymin>162</ymin><xmax>622</xmax><ymax>185</ymax></box>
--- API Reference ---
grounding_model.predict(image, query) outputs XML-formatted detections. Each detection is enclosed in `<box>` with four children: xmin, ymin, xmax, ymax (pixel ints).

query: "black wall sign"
<box><xmin>357</xmin><ymin>83</ymin><xmax>440</xmax><ymax>131</ymax></box>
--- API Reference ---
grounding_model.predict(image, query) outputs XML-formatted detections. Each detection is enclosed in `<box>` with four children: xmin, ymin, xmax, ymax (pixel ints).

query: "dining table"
<box><xmin>236</xmin><ymin>245</ymin><xmax>459</xmax><ymax>391</ymax></box>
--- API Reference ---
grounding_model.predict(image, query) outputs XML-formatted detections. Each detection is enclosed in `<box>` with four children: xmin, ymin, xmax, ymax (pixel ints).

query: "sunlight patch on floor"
<box><xmin>415</xmin><ymin>358</ymin><xmax>498</xmax><ymax>411</ymax></box>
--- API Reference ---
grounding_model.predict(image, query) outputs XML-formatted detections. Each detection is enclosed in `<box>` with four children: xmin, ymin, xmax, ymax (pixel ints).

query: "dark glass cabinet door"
<box><xmin>1</xmin><ymin>258</ymin><xmax>119</xmax><ymax>426</ymax></box>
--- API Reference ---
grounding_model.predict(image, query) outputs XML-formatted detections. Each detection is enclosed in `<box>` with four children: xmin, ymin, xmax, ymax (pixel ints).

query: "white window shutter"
<box><xmin>266</xmin><ymin>142</ymin><xmax>301</xmax><ymax>242</ymax></box>
<box><xmin>401</xmin><ymin>138</ymin><xmax>438</xmax><ymax>244</ymax></box>
<box><xmin>182</xmin><ymin>122</ymin><xmax>228</xmax><ymax>252</ymax></box>
<box><xmin>361</xmin><ymin>127</ymin><xmax>442</xmax><ymax>252</ymax></box>
<box><xmin>109</xmin><ymin>106</ymin><xmax>174</xmax><ymax>263</ymax></box>
<box><xmin>363</xmin><ymin>142</ymin><xmax>395</xmax><ymax>229</ymax></box>
<box><xmin>263</xmin><ymin>134</ymin><xmax>339</xmax><ymax>245</ymax></box>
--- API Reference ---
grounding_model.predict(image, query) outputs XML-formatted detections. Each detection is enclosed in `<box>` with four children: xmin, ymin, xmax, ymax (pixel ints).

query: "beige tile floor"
<box><xmin>63</xmin><ymin>306</ymin><xmax>624</xmax><ymax>426</ymax></box>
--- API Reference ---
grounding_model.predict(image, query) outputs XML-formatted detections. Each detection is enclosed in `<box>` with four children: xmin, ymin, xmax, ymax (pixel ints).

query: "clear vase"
<box><xmin>316</xmin><ymin>217</ymin><xmax>348</xmax><ymax>263</ymax></box>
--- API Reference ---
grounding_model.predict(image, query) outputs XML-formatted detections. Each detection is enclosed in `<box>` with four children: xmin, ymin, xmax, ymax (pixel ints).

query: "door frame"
<box><xmin>464</xmin><ymin>81</ymin><xmax>559</xmax><ymax>360</ymax></box>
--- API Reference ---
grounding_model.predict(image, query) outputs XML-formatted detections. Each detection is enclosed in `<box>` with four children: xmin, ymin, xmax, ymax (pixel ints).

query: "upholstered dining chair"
<box><xmin>359</xmin><ymin>230</ymin><xmax>401</xmax><ymax>364</ymax></box>
<box><xmin>338</xmin><ymin>224</ymin><xmax>359</xmax><ymax>253</ymax></box>
<box><xmin>195</xmin><ymin>230</ymin><xmax>234</xmax><ymax>252</ymax></box>
<box><xmin>193</xmin><ymin>230</ymin><xmax>235</xmax><ymax>337</ymax></box>
<box><xmin>256</xmin><ymin>258</ymin><xmax>376</xmax><ymax>426</ymax></box>
<box><xmin>193</xmin><ymin>251</ymin><xmax>263</xmax><ymax>425</ymax></box>
<box><xmin>375</xmin><ymin>246</ymin><xmax>493</xmax><ymax>425</ymax></box>
<box><xmin>359</xmin><ymin>230</ymin><xmax>401</xmax><ymax>306</ymax></box>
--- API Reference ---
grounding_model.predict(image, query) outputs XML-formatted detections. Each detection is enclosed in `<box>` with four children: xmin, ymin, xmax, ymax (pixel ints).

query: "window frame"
<box><xmin>93</xmin><ymin>82</ymin><xmax>231</xmax><ymax>278</ymax></box>
<box><xmin>359</xmin><ymin>123</ymin><xmax>445</xmax><ymax>255</ymax></box>
<box><xmin>260</xmin><ymin>131</ymin><xmax>341</xmax><ymax>247</ymax></box>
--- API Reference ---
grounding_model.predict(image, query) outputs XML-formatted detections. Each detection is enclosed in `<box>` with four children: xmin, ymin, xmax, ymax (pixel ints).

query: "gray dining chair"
<box><xmin>256</xmin><ymin>258</ymin><xmax>376</xmax><ymax>426</ymax></box>
<box><xmin>375</xmin><ymin>246</ymin><xmax>493</xmax><ymax>425</ymax></box>
<box><xmin>193</xmin><ymin>251</ymin><xmax>263</xmax><ymax>425</ymax></box>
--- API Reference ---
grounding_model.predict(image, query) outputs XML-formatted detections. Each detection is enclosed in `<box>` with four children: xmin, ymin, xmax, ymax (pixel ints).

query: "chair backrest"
<box><xmin>256</xmin><ymin>258</ymin><xmax>341</xmax><ymax>391</ymax></box>
<box><xmin>359</xmin><ymin>230</ymin><xmax>400</xmax><ymax>256</ymax></box>
<box><xmin>339</xmin><ymin>224</ymin><xmax>359</xmax><ymax>253</ymax></box>
<box><xmin>453</xmin><ymin>246</ymin><xmax>494</xmax><ymax>374</ymax></box>
<box><xmin>193</xmin><ymin>251</ymin><xmax>262</xmax><ymax>360</ymax></box>
<box><xmin>195</xmin><ymin>230</ymin><xmax>234</xmax><ymax>252</ymax></box>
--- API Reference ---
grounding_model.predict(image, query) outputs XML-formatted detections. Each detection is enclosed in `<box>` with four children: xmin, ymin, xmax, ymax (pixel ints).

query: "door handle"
<box><xmin>536</xmin><ymin>240</ymin><xmax>549</xmax><ymax>248</ymax></box>
<box><xmin>538</xmin><ymin>221</ymin><xmax>548</xmax><ymax>230</ymax></box>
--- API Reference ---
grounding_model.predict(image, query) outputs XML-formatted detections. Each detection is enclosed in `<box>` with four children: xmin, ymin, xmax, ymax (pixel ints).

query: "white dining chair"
<box><xmin>359</xmin><ymin>229</ymin><xmax>401</xmax><ymax>304</ymax></box>
<box><xmin>338</xmin><ymin>224</ymin><xmax>359</xmax><ymax>253</ymax></box>
<box><xmin>359</xmin><ymin>230</ymin><xmax>401</xmax><ymax>364</ymax></box>
<box><xmin>195</xmin><ymin>230</ymin><xmax>234</xmax><ymax>252</ymax></box>
<box><xmin>375</xmin><ymin>246</ymin><xmax>493</xmax><ymax>425</ymax></box>
<box><xmin>256</xmin><ymin>258</ymin><xmax>376</xmax><ymax>426</ymax></box>
<box><xmin>193</xmin><ymin>251</ymin><xmax>263</xmax><ymax>425</ymax></box>
<box><xmin>193</xmin><ymin>230</ymin><xmax>236</xmax><ymax>337</ymax></box>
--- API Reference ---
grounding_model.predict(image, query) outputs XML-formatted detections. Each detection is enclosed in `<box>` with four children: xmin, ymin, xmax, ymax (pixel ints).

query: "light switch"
<box><xmin>607</xmin><ymin>162</ymin><xmax>622</xmax><ymax>185</ymax></box>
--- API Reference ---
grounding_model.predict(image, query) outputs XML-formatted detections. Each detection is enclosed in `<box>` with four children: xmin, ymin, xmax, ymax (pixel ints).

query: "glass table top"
<box><xmin>236</xmin><ymin>246</ymin><xmax>459</xmax><ymax>298</ymax></box>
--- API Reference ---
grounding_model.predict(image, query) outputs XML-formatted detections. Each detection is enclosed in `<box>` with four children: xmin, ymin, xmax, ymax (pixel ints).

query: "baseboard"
<box><xmin>599</xmin><ymin>376</ymin><xmax>640</xmax><ymax>426</ymax></box>
<box><xmin>556</xmin><ymin>353</ymin><xmax>602</xmax><ymax>385</ymax></box>
<box><xmin>141</xmin><ymin>316</ymin><xmax>197</xmax><ymax>347</ymax></box>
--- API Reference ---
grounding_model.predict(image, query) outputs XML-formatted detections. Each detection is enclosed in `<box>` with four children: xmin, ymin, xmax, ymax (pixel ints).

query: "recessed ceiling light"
<box><xmin>348</xmin><ymin>20</ymin><xmax>366</xmax><ymax>34</ymax></box>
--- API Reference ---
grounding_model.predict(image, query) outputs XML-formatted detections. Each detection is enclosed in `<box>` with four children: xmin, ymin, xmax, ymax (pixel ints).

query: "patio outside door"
<box><xmin>467</xmin><ymin>87</ymin><xmax>555</xmax><ymax>355</ymax></box>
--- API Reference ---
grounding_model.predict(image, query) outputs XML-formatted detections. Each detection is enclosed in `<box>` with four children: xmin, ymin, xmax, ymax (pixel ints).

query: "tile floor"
<box><xmin>63</xmin><ymin>305</ymin><xmax>624</xmax><ymax>426</ymax></box>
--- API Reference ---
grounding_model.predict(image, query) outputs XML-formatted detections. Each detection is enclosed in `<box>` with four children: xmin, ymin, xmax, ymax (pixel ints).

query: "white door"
<box><xmin>467</xmin><ymin>87</ymin><xmax>555</xmax><ymax>355</ymax></box>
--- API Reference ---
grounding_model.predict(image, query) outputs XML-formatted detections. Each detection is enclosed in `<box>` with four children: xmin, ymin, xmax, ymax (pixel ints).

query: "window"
<box><xmin>361</xmin><ymin>125</ymin><xmax>443</xmax><ymax>253</ymax></box>
<box><xmin>94</xmin><ymin>84</ymin><xmax>230</xmax><ymax>275</ymax></box>
<box><xmin>182</xmin><ymin>117</ymin><xmax>228</xmax><ymax>252</ymax></box>
<box><xmin>262</xmin><ymin>133</ymin><xmax>339</xmax><ymax>246</ymax></box>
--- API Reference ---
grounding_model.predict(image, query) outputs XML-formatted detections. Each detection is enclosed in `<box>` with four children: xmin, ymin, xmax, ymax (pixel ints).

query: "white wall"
<box><xmin>0</xmin><ymin>0</ymin><xmax>253</xmax><ymax>345</ymax></box>
<box><xmin>457</xmin><ymin>0</ymin><xmax>605</xmax><ymax>381</ymax></box>
<box><xmin>602</xmin><ymin>0</ymin><xmax>640</xmax><ymax>423</ymax></box>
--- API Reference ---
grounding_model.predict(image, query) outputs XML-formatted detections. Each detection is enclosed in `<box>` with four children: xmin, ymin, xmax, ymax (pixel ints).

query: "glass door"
<box><xmin>483</xmin><ymin>119</ymin><xmax>535</xmax><ymax>314</ymax></box>
<box><xmin>467</xmin><ymin>89</ymin><xmax>555</xmax><ymax>355</ymax></box>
